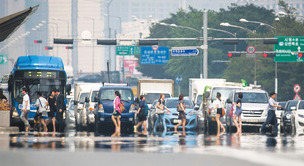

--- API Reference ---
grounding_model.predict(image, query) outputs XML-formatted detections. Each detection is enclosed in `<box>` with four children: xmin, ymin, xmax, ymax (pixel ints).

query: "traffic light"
<box><xmin>54</xmin><ymin>38</ymin><xmax>73</xmax><ymax>44</ymax></box>
<box><xmin>45</xmin><ymin>46</ymin><xmax>53</xmax><ymax>50</ymax></box>
<box><xmin>65</xmin><ymin>46</ymin><xmax>73</xmax><ymax>49</ymax></box>
<box><xmin>34</xmin><ymin>40</ymin><xmax>42</xmax><ymax>43</ymax></box>
<box><xmin>263</xmin><ymin>52</ymin><xmax>276</xmax><ymax>58</ymax></box>
<box><xmin>138</xmin><ymin>40</ymin><xmax>159</xmax><ymax>46</ymax></box>
<box><xmin>97</xmin><ymin>39</ymin><xmax>117</xmax><ymax>45</ymax></box>
<box><xmin>298</xmin><ymin>52</ymin><xmax>303</xmax><ymax>58</ymax></box>
<box><xmin>227</xmin><ymin>52</ymin><xmax>241</xmax><ymax>57</ymax></box>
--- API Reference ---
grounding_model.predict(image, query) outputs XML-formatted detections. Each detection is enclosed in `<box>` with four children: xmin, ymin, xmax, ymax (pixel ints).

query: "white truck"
<box><xmin>137</xmin><ymin>79</ymin><xmax>174</xmax><ymax>108</ymax></box>
<box><xmin>189</xmin><ymin>78</ymin><xmax>226</xmax><ymax>109</ymax></box>
<box><xmin>74</xmin><ymin>83</ymin><xmax>102</xmax><ymax>130</ymax></box>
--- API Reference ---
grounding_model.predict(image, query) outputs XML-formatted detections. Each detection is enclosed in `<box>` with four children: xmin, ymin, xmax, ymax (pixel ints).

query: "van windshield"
<box><xmin>234</xmin><ymin>92</ymin><xmax>268</xmax><ymax>103</ymax></box>
<box><xmin>211</xmin><ymin>88</ymin><xmax>237</xmax><ymax>101</ymax></box>
<box><xmin>144</xmin><ymin>93</ymin><xmax>170</xmax><ymax>104</ymax></box>
<box><xmin>100</xmin><ymin>89</ymin><xmax>133</xmax><ymax>102</ymax></box>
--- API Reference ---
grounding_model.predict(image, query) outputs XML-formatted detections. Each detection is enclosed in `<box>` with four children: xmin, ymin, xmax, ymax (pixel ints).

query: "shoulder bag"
<box><xmin>156</xmin><ymin>103</ymin><xmax>165</xmax><ymax>114</ymax></box>
<box><xmin>39</xmin><ymin>98</ymin><xmax>48</xmax><ymax>117</ymax></box>
<box><xmin>177</xmin><ymin>104</ymin><xmax>184</xmax><ymax>112</ymax></box>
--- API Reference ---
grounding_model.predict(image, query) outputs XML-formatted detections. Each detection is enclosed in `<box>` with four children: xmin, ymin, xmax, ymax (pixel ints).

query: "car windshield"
<box><xmin>234</xmin><ymin>92</ymin><xmax>268</xmax><ymax>103</ymax></box>
<box><xmin>165</xmin><ymin>99</ymin><xmax>194</xmax><ymax>109</ymax></box>
<box><xmin>196</xmin><ymin>95</ymin><xmax>203</xmax><ymax>105</ymax></box>
<box><xmin>79</xmin><ymin>93</ymin><xmax>89</xmax><ymax>103</ymax></box>
<box><xmin>100</xmin><ymin>89</ymin><xmax>133</xmax><ymax>102</ymax></box>
<box><xmin>144</xmin><ymin>93</ymin><xmax>170</xmax><ymax>104</ymax></box>
<box><xmin>285</xmin><ymin>101</ymin><xmax>299</xmax><ymax>111</ymax></box>
<box><xmin>211</xmin><ymin>88</ymin><xmax>238</xmax><ymax>101</ymax></box>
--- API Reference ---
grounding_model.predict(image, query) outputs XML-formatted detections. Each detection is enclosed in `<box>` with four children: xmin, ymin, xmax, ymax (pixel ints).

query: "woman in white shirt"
<box><xmin>213</xmin><ymin>92</ymin><xmax>225</xmax><ymax>134</ymax></box>
<box><xmin>34</xmin><ymin>91</ymin><xmax>48</xmax><ymax>132</ymax></box>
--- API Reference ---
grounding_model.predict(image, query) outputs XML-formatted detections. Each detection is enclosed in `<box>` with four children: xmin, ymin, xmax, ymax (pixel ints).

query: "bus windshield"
<box><xmin>100</xmin><ymin>89</ymin><xmax>133</xmax><ymax>102</ymax></box>
<box><xmin>13</xmin><ymin>70</ymin><xmax>66</xmax><ymax>103</ymax></box>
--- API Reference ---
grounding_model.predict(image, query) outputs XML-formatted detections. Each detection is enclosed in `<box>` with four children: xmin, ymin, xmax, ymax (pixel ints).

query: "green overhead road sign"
<box><xmin>116</xmin><ymin>46</ymin><xmax>139</xmax><ymax>56</ymax></box>
<box><xmin>0</xmin><ymin>55</ymin><xmax>8</xmax><ymax>65</ymax></box>
<box><xmin>274</xmin><ymin>36</ymin><xmax>304</xmax><ymax>62</ymax></box>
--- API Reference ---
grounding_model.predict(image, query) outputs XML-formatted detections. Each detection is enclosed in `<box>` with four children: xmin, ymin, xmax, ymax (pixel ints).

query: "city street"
<box><xmin>1</xmin><ymin>130</ymin><xmax>304</xmax><ymax>166</ymax></box>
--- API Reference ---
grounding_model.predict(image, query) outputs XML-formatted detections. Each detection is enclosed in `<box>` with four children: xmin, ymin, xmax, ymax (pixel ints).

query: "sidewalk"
<box><xmin>0</xmin><ymin>126</ymin><xmax>19</xmax><ymax>132</ymax></box>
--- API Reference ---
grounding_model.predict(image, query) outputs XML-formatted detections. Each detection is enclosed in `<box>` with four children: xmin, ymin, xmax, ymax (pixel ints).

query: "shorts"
<box><xmin>138</xmin><ymin>114</ymin><xmax>147</xmax><ymax>122</ymax></box>
<box><xmin>113</xmin><ymin>110</ymin><xmax>121</xmax><ymax>117</ymax></box>
<box><xmin>235</xmin><ymin>109</ymin><xmax>242</xmax><ymax>116</ymax></box>
<box><xmin>217</xmin><ymin>108</ymin><xmax>222</xmax><ymax>115</ymax></box>
<box><xmin>38</xmin><ymin>113</ymin><xmax>49</xmax><ymax>119</ymax></box>
<box><xmin>178</xmin><ymin>112</ymin><xmax>186</xmax><ymax>120</ymax></box>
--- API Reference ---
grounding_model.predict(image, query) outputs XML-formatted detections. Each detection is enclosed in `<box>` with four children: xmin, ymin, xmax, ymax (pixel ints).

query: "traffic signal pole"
<box><xmin>203</xmin><ymin>10</ymin><xmax>208</xmax><ymax>79</ymax></box>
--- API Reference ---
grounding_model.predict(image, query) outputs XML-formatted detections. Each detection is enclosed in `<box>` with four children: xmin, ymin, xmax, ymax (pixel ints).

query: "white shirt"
<box><xmin>35</xmin><ymin>97</ymin><xmax>47</xmax><ymax>113</ymax></box>
<box><xmin>22</xmin><ymin>94</ymin><xmax>30</xmax><ymax>110</ymax></box>
<box><xmin>214</xmin><ymin>98</ymin><xmax>224</xmax><ymax>109</ymax></box>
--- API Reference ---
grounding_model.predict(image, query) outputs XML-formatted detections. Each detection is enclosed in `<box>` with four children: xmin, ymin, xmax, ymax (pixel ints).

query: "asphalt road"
<box><xmin>1</xmin><ymin>130</ymin><xmax>304</xmax><ymax>166</ymax></box>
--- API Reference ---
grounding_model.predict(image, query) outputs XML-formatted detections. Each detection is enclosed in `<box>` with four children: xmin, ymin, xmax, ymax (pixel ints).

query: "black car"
<box><xmin>280</xmin><ymin>100</ymin><xmax>299</xmax><ymax>134</ymax></box>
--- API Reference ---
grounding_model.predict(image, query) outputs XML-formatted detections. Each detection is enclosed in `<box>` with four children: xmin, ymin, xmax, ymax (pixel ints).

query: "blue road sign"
<box><xmin>171</xmin><ymin>47</ymin><xmax>199</xmax><ymax>56</ymax></box>
<box><xmin>140</xmin><ymin>46</ymin><xmax>170</xmax><ymax>65</ymax></box>
<box><xmin>175</xmin><ymin>74</ymin><xmax>183</xmax><ymax>85</ymax></box>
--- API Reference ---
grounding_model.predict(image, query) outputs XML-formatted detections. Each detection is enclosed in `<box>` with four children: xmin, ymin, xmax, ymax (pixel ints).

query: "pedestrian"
<box><xmin>47</xmin><ymin>90</ymin><xmax>57</xmax><ymax>132</ymax></box>
<box><xmin>20</xmin><ymin>87</ymin><xmax>30</xmax><ymax>132</ymax></box>
<box><xmin>34</xmin><ymin>91</ymin><xmax>48</xmax><ymax>132</ymax></box>
<box><xmin>233</xmin><ymin>92</ymin><xmax>243</xmax><ymax>134</ymax></box>
<box><xmin>55</xmin><ymin>89</ymin><xmax>66</xmax><ymax>132</ymax></box>
<box><xmin>0</xmin><ymin>88</ymin><xmax>7</xmax><ymax>101</ymax></box>
<box><xmin>111</xmin><ymin>91</ymin><xmax>121</xmax><ymax>137</ymax></box>
<box><xmin>261</xmin><ymin>92</ymin><xmax>281</xmax><ymax>136</ymax></box>
<box><xmin>213</xmin><ymin>92</ymin><xmax>225</xmax><ymax>134</ymax></box>
<box><xmin>174</xmin><ymin>94</ymin><xmax>188</xmax><ymax>136</ymax></box>
<box><xmin>134</xmin><ymin>95</ymin><xmax>147</xmax><ymax>134</ymax></box>
<box><xmin>153</xmin><ymin>94</ymin><xmax>170</xmax><ymax>134</ymax></box>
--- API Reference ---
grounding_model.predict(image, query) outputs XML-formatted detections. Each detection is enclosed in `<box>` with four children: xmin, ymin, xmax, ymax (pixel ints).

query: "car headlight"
<box><xmin>298</xmin><ymin>114</ymin><xmax>304</xmax><ymax>119</ymax></box>
<box><xmin>98</xmin><ymin>104</ymin><xmax>104</xmax><ymax>113</ymax></box>
<box><xmin>129</xmin><ymin>104</ymin><xmax>136</xmax><ymax>113</ymax></box>
<box><xmin>286</xmin><ymin>114</ymin><xmax>291</xmax><ymax>119</ymax></box>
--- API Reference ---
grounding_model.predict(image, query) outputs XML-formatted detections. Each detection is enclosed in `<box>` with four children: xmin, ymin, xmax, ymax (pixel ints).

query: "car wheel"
<box><xmin>291</xmin><ymin>118</ymin><xmax>296</xmax><ymax>136</ymax></box>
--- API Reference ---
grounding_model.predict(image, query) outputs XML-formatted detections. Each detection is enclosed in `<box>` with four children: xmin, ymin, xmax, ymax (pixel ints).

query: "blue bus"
<box><xmin>8</xmin><ymin>55</ymin><xmax>70</xmax><ymax>128</ymax></box>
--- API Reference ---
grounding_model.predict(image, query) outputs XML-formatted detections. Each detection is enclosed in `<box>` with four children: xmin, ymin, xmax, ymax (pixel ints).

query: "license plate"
<box><xmin>244</xmin><ymin>119</ymin><xmax>258</xmax><ymax>123</ymax></box>
<box><xmin>173</xmin><ymin>119</ymin><xmax>182</xmax><ymax>124</ymax></box>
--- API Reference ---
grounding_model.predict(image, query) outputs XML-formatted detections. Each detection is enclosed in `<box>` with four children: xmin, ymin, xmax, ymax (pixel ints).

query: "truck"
<box><xmin>189</xmin><ymin>78</ymin><xmax>226</xmax><ymax>109</ymax></box>
<box><xmin>74</xmin><ymin>83</ymin><xmax>102</xmax><ymax>131</ymax></box>
<box><xmin>137</xmin><ymin>79</ymin><xmax>174</xmax><ymax>108</ymax></box>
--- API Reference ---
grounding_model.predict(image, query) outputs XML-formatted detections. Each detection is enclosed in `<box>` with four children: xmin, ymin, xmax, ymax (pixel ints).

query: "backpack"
<box><xmin>120</xmin><ymin>102</ymin><xmax>125</xmax><ymax>112</ymax></box>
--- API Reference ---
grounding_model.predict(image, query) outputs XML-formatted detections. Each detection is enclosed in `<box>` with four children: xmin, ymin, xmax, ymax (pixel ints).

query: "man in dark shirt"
<box><xmin>55</xmin><ymin>89</ymin><xmax>66</xmax><ymax>132</ymax></box>
<box><xmin>134</xmin><ymin>95</ymin><xmax>147</xmax><ymax>134</ymax></box>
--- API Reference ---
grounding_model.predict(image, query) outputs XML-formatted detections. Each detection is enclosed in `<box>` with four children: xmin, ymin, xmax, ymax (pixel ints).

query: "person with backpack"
<box><xmin>134</xmin><ymin>95</ymin><xmax>147</xmax><ymax>134</ymax></box>
<box><xmin>112</xmin><ymin>91</ymin><xmax>122</xmax><ymax>137</ymax></box>
<box><xmin>213</xmin><ymin>92</ymin><xmax>225</xmax><ymax>134</ymax></box>
<box><xmin>233</xmin><ymin>92</ymin><xmax>243</xmax><ymax>134</ymax></box>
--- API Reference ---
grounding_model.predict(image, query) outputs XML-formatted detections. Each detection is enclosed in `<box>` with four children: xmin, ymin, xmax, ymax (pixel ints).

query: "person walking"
<box><xmin>213</xmin><ymin>92</ymin><xmax>225</xmax><ymax>134</ymax></box>
<box><xmin>174</xmin><ymin>94</ymin><xmax>188</xmax><ymax>136</ymax></box>
<box><xmin>34</xmin><ymin>91</ymin><xmax>48</xmax><ymax>132</ymax></box>
<box><xmin>47</xmin><ymin>90</ymin><xmax>57</xmax><ymax>132</ymax></box>
<box><xmin>233</xmin><ymin>92</ymin><xmax>243</xmax><ymax>134</ymax></box>
<box><xmin>135</xmin><ymin>95</ymin><xmax>147</xmax><ymax>134</ymax></box>
<box><xmin>21</xmin><ymin>87</ymin><xmax>30</xmax><ymax>132</ymax></box>
<box><xmin>112</xmin><ymin>91</ymin><xmax>122</xmax><ymax>137</ymax></box>
<box><xmin>261</xmin><ymin>92</ymin><xmax>281</xmax><ymax>136</ymax></box>
<box><xmin>153</xmin><ymin>94</ymin><xmax>170</xmax><ymax>134</ymax></box>
<box><xmin>55</xmin><ymin>89</ymin><xmax>66</xmax><ymax>132</ymax></box>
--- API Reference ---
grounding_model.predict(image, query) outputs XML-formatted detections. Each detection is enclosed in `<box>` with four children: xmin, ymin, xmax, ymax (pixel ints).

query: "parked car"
<box><xmin>280</xmin><ymin>100</ymin><xmax>299</xmax><ymax>135</ymax></box>
<box><xmin>162</xmin><ymin>97</ymin><xmax>199</xmax><ymax>131</ymax></box>
<box><xmin>94</xmin><ymin>86</ymin><xmax>136</xmax><ymax>134</ymax></box>
<box><xmin>289</xmin><ymin>100</ymin><xmax>304</xmax><ymax>135</ymax></box>
<box><xmin>66</xmin><ymin>99</ymin><xmax>76</xmax><ymax>129</ymax></box>
<box><xmin>226</xmin><ymin>89</ymin><xmax>269</xmax><ymax>131</ymax></box>
<box><xmin>276</xmin><ymin>101</ymin><xmax>287</xmax><ymax>120</ymax></box>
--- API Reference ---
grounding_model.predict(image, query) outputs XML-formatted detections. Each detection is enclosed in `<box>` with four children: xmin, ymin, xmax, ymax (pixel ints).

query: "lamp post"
<box><xmin>220</xmin><ymin>22</ymin><xmax>255</xmax><ymax>34</ymax></box>
<box><xmin>278</xmin><ymin>11</ymin><xmax>304</xmax><ymax>18</ymax></box>
<box><xmin>239</xmin><ymin>18</ymin><xmax>279</xmax><ymax>97</ymax></box>
<box><xmin>202</xmin><ymin>27</ymin><xmax>237</xmax><ymax>51</ymax></box>
<box><xmin>53</xmin><ymin>18</ymin><xmax>70</xmax><ymax>66</ymax></box>
<box><xmin>49</xmin><ymin>22</ymin><xmax>58</xmax><ymax>57</ymax></box>
<box><xmin>106</xmin><ymin>0</ymin><xmax>114</xmax><ymax>71</ymax></box>
<box><xmin>159</xmin><ymin>22</ymin><xmax>203</xmax><ymax>78</ymax></box>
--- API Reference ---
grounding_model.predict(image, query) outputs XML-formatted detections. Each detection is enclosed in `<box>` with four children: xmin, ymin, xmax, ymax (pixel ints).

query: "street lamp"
<box><xmin>49</xmin><ymin>22</ymin><xmax>59</xmax><ymax>57</ymax></box>
<box><xmin>220</xmin><ymin>22</ymin><xmax>255</xmax><ymax>34</ymax></box>
<box><xmin>278</xmin><ymin>11</ymin><xmax>304</xmax><ymax>18</ymax></box>
<box><xmin>239</xmin><ymin>18</ymin><xmax>275</xmax><ymax>32</ymax></box>
<box><xmin>202</xmin><ymin>27</ymin><xmax>236</xmax><ymax>51</ymax></box>
<box><xmin>159</xmin><ymin>22</ymin><xmax>203</xmax><ymax>78</ymax></box>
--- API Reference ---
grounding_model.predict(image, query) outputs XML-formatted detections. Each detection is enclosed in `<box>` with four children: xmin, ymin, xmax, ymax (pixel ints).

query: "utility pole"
<box><xmin>203</xmin><ymin>10</ymin><xmax>208</xmax><ymax>79</ymax></box>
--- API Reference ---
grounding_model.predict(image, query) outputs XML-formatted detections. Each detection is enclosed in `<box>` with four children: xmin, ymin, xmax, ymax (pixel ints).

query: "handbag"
<box><xmin>177</xmin><ymin>104</ymin><xmax>184</xmax><ymax>112</ymax></box>
<box><xmin>228</xmin><ymin>103</ymin><xmax>234</xmax><ymax>117</ymax></box>
<box><xmin>39</xmin><ymin>98</ymin><xmax>48</xmax><ymax>117</ymax></box>
<box><xmin>155</xmin><ymin>104</ymin><xmax>165</xmax><ymax>114</ymax></box>
<box><xmin>221</xmin><ymin>108</ymin><xmax>226</xmax><ymax>117</ymax></box>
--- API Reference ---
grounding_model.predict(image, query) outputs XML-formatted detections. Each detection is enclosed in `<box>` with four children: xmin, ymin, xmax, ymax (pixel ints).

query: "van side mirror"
<box><xmin>67</xmin><ymin>84</ymin><xmax>71</xmax><ymax>94</ymax></box>
<box><xmin>205</xmin><ymin>92</ymin><xmax>210</xmax><ymax>99</ymax></box>
<box><xmin>226</xmin><ymin>99</ymin><xmax>232</xmax><ymax>103</ymax></box>
<box><xmin>93</xmin><ymin>96</ymin><xmax>99</xmax><ymax>102</ymax></box>
<box><xmin>194</xmin><ymin>105</ymin><xmax>199</xmax><ymax>111</ymax></box>
<box><xmin>85</xmin><ymin>97</ymin><xmax>90</xmax><ymax>103</ymax></box>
